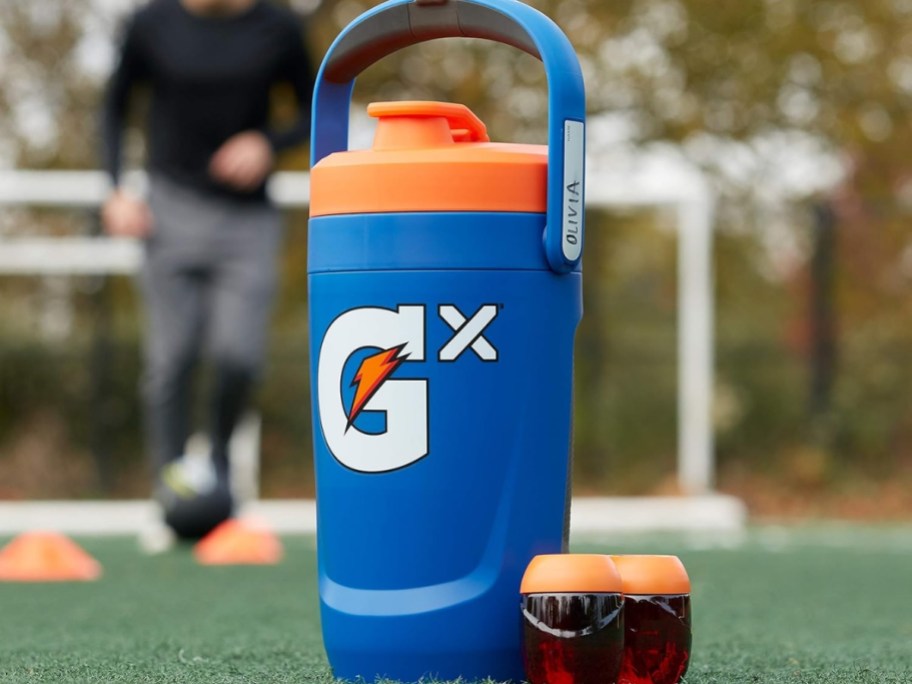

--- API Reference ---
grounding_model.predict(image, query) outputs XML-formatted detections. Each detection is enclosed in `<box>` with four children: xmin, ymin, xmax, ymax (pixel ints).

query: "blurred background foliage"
<box><xmin>2</xmin><ymin>0</ymin><xmax>912</xmax><ymax>517</ymax></box>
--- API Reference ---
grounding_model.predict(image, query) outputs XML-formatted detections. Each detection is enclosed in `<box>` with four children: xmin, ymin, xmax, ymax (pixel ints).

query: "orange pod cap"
<box><xmin>521</xmin><ymin>554</ymin><xmax>622</xmax><ymax>595</ymax></box>
<box><xmin>610</xmin><ymin>554</ymin><xmax>691</xmax><ymax>596</ymax></box>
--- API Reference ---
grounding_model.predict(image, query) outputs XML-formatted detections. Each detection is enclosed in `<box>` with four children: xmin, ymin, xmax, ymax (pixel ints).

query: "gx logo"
<box><xmin>317</xmin><ymin>303</ymin><xmax>499</xmax><ymax>473</ymax></box>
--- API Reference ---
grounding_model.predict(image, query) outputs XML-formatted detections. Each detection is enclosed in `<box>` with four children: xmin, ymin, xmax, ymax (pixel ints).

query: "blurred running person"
<box><xmin>101</xmin><ymin>0</ymin><xmax>314</xmax><ymax>539</ymax></box>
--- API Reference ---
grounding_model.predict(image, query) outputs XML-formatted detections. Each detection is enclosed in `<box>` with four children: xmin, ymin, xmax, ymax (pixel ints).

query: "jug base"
<box><xmin>329</xmin><ymin>647</ymin><xmax>524</xmax><ymax>683</ymax></box>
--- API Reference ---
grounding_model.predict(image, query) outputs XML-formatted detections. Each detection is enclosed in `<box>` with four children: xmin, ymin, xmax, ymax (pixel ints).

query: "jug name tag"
<box><xmin>317</xmin><ymin>304</ymin><xmax>499</xmax><ymax>473</ymax></box>
<box><xmin>562</xmin><ymin>120</ymin><xmax>585</xmax><ymax>262</ymax></box>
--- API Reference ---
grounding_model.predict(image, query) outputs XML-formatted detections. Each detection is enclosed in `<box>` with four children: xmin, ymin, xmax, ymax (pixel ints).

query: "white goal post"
<box><xmin>0</xmin><ymin>169</ymin><xmax>740</xmax><ymax>532</ymax></box>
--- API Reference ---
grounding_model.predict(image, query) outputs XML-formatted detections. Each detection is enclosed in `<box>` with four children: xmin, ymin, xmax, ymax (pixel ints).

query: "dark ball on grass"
<box><xmin>156</xmin><ymin>460</ymin><xmax>234</xmax><ymax>540</ymax></box>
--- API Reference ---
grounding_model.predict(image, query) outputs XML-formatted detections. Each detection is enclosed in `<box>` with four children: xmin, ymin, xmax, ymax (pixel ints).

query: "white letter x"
<box><xmin>438</xmin><ymin>305</ymin><xmax>499</xmax><ymax>362</ymax></box>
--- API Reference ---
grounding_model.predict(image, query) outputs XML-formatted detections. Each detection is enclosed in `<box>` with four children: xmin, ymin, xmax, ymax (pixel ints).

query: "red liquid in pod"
<box><xmin>618</xmin><ymin>594</ymin><xmax>691</xmax><ymax>684</ymax></box>
<box><xmin>523</xmin><ymin>593</ymin><xmax>624</xmax><ymax>684</ymax></box>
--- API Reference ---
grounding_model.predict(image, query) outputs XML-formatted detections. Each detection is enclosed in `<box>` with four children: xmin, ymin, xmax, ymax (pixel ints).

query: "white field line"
<box><xmin>2</xmin><ymin>498</ymin><xmax>907</xmax><ymax>554</ymax></box>
<box><xmin>0</xmin><ymin>496</ymin><xmax>745</xmax><ymax>536</ymax></box>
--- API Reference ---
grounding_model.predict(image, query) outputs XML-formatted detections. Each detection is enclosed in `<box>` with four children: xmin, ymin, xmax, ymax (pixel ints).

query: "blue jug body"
<box><xmin>308</xmin><ymin>0</ymin><xmax>586</xmax><ymax>679</ymax></box>
<box><xmin>308</xmin><ymin>210</ymin><xmax>581</xmax><ymax>681</ymax></box>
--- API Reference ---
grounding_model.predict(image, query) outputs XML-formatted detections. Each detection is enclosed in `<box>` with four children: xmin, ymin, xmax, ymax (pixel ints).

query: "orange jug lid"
<box><xmin>610</xmin><ymin>555</ymin><xmax>691</xmax><ymax>595</ymax></box>
<box><xmin>520</xmin><ymin>554</ymin><xmax>623</xmax><ymax>594</ymax></box>
<box><xmin>310</xmin><ymin>101</ymin><xmax>547</xmax><ymax>217</ymax></box>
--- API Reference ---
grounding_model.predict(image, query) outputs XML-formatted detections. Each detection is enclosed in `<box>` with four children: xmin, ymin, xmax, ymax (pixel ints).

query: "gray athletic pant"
<box><xmin>141</xmin><ymin>176</ymin><xmax>282</xmax><ymax>477</ymax></box>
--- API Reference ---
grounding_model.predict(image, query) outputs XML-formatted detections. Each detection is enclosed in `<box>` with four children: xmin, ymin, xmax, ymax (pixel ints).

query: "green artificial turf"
<box><xmin>0</xmin><ymin>526</ymin><xmax>910</xmax><ymax>683</ymax></box>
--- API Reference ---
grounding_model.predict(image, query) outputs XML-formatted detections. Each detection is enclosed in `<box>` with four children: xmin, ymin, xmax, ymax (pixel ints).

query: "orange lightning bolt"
<box><xmin>346</xmin><ymin>344</ymin><xmax>408</xmax><ymax>432</ymax></box>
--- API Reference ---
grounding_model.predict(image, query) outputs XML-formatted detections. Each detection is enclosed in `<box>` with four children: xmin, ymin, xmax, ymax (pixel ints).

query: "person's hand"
<box><xmin>209</xmin><ymin>131</ymin><xmax>274</xmax><ymax>191</ymax></box>
<box><xmin>102</xmin><ymin>190</ymin><xmax>152</xmax><ymax>238</ymax></box>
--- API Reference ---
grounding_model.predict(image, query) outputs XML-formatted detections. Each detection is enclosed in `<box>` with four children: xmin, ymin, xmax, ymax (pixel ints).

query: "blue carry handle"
<box><xmin>311</xmin><ymin>0</ymin><xmax>586</xmax><ymax>273</ymax></box>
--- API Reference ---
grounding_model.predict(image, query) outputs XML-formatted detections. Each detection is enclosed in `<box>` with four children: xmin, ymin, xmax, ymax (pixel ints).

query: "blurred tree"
<box><xmin>0</xmin><ymin>0</ymin><xmax>100</xmax><ymax>170</ymax></box>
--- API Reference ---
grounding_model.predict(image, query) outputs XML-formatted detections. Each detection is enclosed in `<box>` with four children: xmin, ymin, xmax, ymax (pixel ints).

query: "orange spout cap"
<box><xmin>310</xmin><ymin>100</ymin><xmax>546</xmax><ymax>218</ymax></box>
<box><xmin>368</xmin><ymin>101</ymin><xmax>490</xmax><ymax>149</ymax></box>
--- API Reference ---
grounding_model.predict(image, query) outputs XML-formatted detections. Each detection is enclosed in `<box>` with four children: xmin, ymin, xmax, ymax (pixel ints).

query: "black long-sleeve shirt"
<box><xmin>102</xmin><ymin>0</ymin><xmax>314</xmax><ymax>202</ymax></box>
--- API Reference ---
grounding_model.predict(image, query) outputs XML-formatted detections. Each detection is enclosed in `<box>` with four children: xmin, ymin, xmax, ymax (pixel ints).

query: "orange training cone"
<box><xmin>0</xmin><ymin>531</ymin><xmax>102</xmax><ymax>582</ymax></box>
<box><xmin>193</xmin><ymin>518</ymin><xmax>283</xmax><ymax>566</ymax></box>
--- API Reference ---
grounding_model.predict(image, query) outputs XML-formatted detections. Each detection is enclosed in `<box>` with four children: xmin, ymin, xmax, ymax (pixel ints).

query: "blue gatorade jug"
<box><xmin>308</xmin><ymin>0</ymin><xmax>585</xmax><ymax>680</ymax></box>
